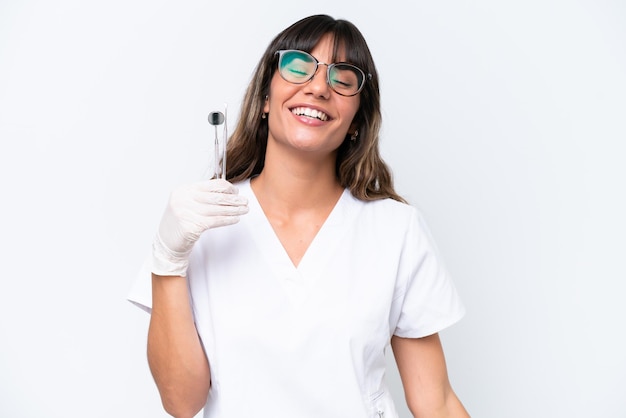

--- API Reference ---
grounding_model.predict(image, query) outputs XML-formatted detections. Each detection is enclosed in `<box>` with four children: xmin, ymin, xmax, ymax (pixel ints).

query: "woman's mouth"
<box><xmin>290</xmin><ymin>106</ymin><xmax>330</xmax><ymax>121</ymax></box>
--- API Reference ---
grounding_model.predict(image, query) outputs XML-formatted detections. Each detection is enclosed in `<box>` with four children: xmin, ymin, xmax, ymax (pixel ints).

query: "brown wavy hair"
<box><xmin>226</xmin><ymin>14</ymin><xmax>405</xmax><ymax>203</ymax></box>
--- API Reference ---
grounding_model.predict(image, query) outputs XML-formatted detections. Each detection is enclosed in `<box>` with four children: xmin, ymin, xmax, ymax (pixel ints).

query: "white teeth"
<box><xmin>291</xmin><ymin>107</ymin><xmax>329</xmax><ymax>121</ymax></box>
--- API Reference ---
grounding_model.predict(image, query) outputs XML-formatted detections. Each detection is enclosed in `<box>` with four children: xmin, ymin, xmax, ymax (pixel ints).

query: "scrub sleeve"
<box><xmin>391</xmin><ymin>208</ymin><xmax>465</xmax><ymax>338</ymax></box>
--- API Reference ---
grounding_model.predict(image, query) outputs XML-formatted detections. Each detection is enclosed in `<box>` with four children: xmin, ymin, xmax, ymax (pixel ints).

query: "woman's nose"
<box><xmin>303</xmin><ymin>64</ymin><xmax>331</xmax><ymax>99</ymax></box>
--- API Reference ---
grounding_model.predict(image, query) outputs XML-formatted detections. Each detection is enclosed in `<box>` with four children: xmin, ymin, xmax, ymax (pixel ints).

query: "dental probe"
<box><xmin>208</xmin><ymin>105</ymin><xmax>227</xmax><ymax>179</ymax></box>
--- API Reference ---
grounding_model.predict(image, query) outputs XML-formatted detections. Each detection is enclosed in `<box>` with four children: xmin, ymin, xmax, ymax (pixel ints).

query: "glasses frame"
<box><xmin>275</xmin><ymin>49</ymin><xmax>371</xmax><ymax>97</ymax></box>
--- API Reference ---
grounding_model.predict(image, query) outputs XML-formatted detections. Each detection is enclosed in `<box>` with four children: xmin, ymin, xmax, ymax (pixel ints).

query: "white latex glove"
<box><xmin>152</xmin><ymin>178</ymin><xmax>249</xmax><ymax>277</ymax></box>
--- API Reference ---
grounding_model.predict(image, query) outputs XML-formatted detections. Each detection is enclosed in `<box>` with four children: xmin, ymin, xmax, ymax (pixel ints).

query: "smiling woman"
<box><xmin>261</xmin><ymin>34</ymin><xmax>362</xmax><ymax>169</ymax></box>
<box><xmin>128</xmin><ymin>14</ymin><xmax>468</xmax><ymax>418</ymax></box>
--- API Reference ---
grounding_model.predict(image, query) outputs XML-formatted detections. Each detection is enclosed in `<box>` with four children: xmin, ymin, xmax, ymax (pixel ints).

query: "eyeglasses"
<box><xmin>275</xmin><ymin>49</ymin><xmax>370</xmax><ymax>97</ymax></box>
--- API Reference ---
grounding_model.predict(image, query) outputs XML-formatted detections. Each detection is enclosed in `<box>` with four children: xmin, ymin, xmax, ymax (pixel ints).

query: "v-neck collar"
<box><xmin>241</xmin><ymin>178</ymin><xmax>357</xmax><ymax>276</ymax></box>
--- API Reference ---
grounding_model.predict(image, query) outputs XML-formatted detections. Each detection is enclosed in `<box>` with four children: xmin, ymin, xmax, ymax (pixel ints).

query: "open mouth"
<box><xmin>290</xmin><ymin>106</ymin><xmax>330</xmax><ymax>121</ymax></box>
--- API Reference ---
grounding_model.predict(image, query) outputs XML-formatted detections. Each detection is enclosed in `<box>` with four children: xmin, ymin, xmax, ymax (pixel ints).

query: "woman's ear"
<box><xmin>263</xmin><ymin>95</ymin><xmax>270</xmax><ymax>114</ymax></box>
<box><xmin>348</xmin><ymin>122</ymin><xmax>358</xmax><ymax>136</ymax></box>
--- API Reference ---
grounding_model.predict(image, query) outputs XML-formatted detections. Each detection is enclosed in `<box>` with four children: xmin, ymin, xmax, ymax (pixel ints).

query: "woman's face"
<box><xmin>263</xmin><ymin>34</ymin><xmax>360</xmax><ymax>159</ymax></box>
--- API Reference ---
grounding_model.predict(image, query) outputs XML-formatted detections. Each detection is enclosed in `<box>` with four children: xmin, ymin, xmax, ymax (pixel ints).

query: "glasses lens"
<box><xmin>278</xmin><ymin>50</ymin><xmax>316</xmax><ymax>84</ymax></box>
<box><xmin>328</xmin><ymin>64</ymin><xmax>365</xmax><ymax>96</ymax></box>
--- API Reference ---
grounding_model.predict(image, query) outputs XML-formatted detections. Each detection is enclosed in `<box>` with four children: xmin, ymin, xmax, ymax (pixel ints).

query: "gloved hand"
<box><xmin>152</xmin><ymin>178</ymin><xmax>249</xmax><ymax>277</ymax></box>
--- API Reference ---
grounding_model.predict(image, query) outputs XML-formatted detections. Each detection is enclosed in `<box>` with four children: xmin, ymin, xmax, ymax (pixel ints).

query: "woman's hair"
<box><xmin>226</xmin><ymin>14</ymin><xmax>405</xmax><ymax>203</ymax></box>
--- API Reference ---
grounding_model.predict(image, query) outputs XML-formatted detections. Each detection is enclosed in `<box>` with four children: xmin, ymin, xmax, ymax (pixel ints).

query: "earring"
<box><xmin>350</xmin><ymin>129</ymin><xmax>359</xmax><ymax>141</ymax></box>
<box><xmin>262</xmin><ymin>95</ymin><xmax>269</xmax><ymax>119</ymax></box>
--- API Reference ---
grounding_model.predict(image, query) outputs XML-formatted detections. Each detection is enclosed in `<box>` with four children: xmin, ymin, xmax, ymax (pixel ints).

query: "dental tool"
<box><xmin>208</xmin><ymin>104</ymin><xmax>228</xmax><ymax>179</ymax></box>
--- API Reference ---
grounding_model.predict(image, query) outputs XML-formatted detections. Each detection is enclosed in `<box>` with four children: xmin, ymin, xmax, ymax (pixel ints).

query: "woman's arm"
<box><xmin>146</xmin><ymin>179</ymin><xmax>248</xmax><ymax>417</ymax></box>
<box><xmin>148</xmin><ymin>274</ymin><xmax>211</xmax><ymax>418</ymax></box>
<box><xmin>391</xmin><ymin>333</ymin><xmax>469</xmax><ymax>418</ymax></box>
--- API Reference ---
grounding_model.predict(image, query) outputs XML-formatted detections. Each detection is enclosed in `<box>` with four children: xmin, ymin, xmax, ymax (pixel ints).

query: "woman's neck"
<box><xmin>251</xmin><ymin>147</ymin><xmax>344</xmax><ymax>212</ymax></box>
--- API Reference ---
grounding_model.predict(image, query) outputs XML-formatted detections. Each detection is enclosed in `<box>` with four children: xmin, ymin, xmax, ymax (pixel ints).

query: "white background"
<box><xmin>1</xmin><ymin>1</ymin><xmax>625</xmax><ymax>417</ymax></box>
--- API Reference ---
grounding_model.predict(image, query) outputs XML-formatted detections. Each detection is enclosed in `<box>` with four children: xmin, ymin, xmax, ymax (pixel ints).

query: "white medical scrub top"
<box><xmin>128</xmin><ymin>179</ymin><xmax>465</xmax><ymax>418</ymax></box>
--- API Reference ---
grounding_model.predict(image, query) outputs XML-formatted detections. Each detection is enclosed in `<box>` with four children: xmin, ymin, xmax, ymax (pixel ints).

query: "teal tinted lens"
<box><xmin>278</xmin><ymin>50</ymin><xmax>316</xmax><ymax>83</ymax></box>
<box><xmin>328</xmin><ymin>64</ymin><xmax>365</xmax><ymax>96</ymax></box>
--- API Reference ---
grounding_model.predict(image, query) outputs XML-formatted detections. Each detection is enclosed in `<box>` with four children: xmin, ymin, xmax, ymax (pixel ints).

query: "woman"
<box><xmin>129</xmin><ymin>14</ymin><xmax>469</xmax><ymax>418</ymax></box>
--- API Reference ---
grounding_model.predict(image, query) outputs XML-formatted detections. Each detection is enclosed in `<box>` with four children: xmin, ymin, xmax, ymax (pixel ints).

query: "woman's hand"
<box><xmin>152</xmin><ymin>178</ymin><xmax>249</xmax><ymax>277</ymax></box>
